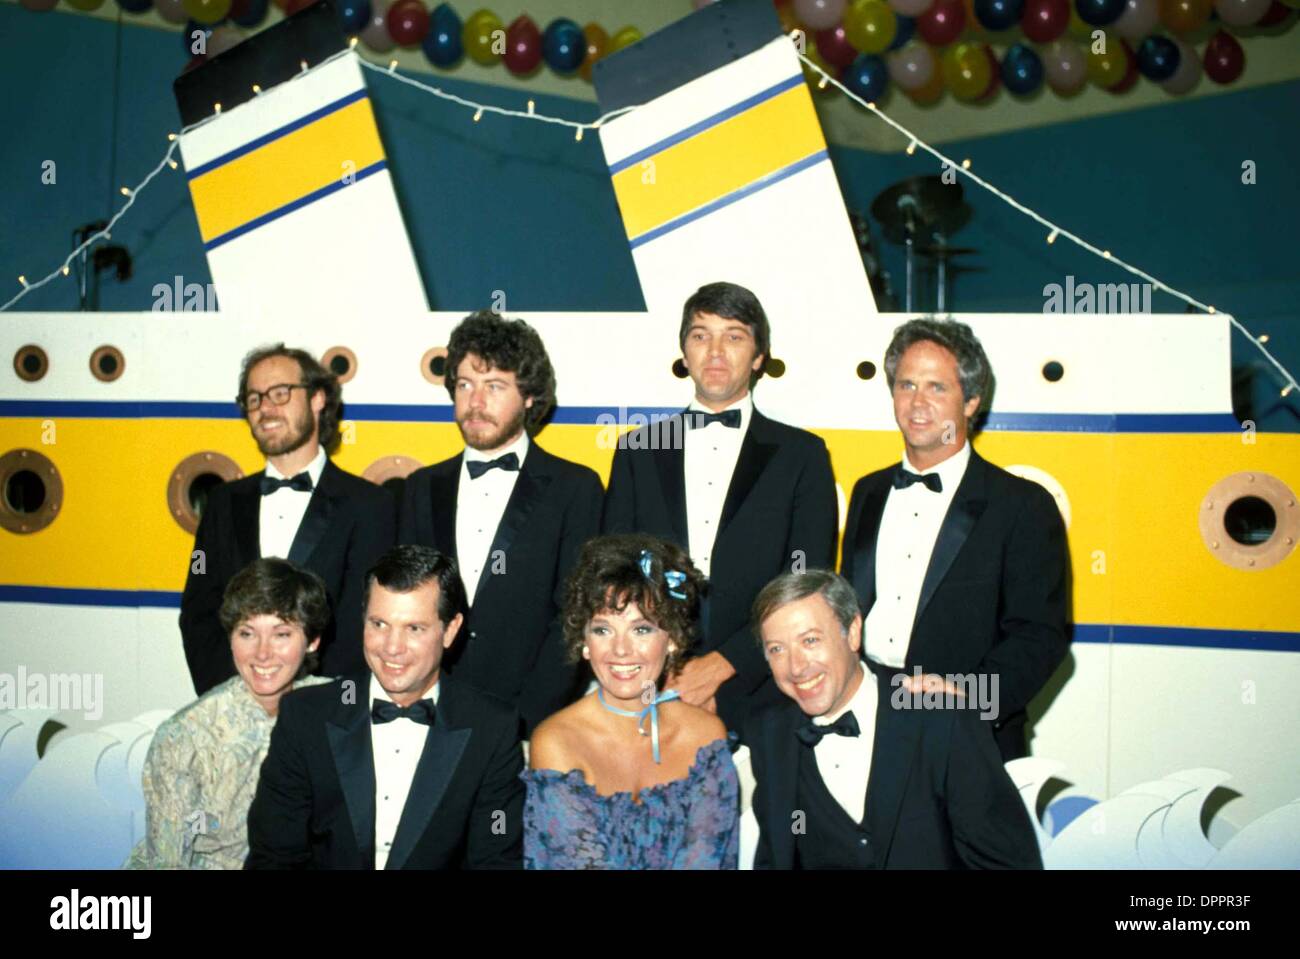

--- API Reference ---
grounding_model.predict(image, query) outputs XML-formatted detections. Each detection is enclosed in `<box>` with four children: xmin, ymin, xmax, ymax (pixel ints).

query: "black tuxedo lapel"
<box><xmin>326</xmin><ymin>679</ymin><xmax>377</xmax><ymax>869</ymax></box>
<box><xmin>913</xmin><ymin>452</ymin><xmax>989</xmax><ymax>631</ymax></box>
<box><xmin>653</xmin><ymin>415</ymin><xmax>688</xmax><ymax>545</ymax></box>
<box><xmin>427</xmin><ymin>456</ymin><xmax>461</xmax><ymax>559</ymax></box>
<box><xmin>231</xmin><ymin>480</ymin><xmax>262</xmax><ymax>567</ymax></box>
<box><xmin>849</xmin><ymin>474</ymin><xmax>891</xmax><ymax>612</ymax></box>
<box><xmin>287</xmin><ymin>460</ymin><xmax>342</xmax><ymax>568</ymax></box>
<box><xmin>762</xmin><ymin>704</ymin><xmax>803</xmax><ymax>869</ymax></box>
<box><xmin>385</xmin><ymin>679</ymin><xmax>472</xmax><ymax>870</ymax></box>
<box><xmin>717</xmin><ymin>412</ymin><xmax>778</xmax><ymax>538</ymax></box>
<box><xmin>865</xmin><ymin>672</ymin><xmax>919</xmax><ymax>865</ymax></box>
<box><xmin>483</xmin><ymin>447</ymin><xmax>552</xmax><ymax>567</ymax></box>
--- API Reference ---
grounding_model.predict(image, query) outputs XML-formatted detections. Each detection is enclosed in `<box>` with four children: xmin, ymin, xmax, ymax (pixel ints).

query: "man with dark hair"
<box><xmin>746</xmin><ymin>570</ymin><xmax>1042</xmax><ymax>869</ymax></box>
<box><xmin>180</xmin><ymin>343</ymin><xmax>396</xmax><ymax>695</ymax></box>
<box><xmin>398</xmin><ymin>312</ymin><xmax>603</xmax><ymax>735</ymax></box>
<box><xmin>246</xmin><ymin>544</ymin><xmax>524</xmax><ymax>869</ymax></box>
<box><xmin>602</xmin><ymin>282</ymin><xmax>838</xmax><ymax>737</ymax></box>
<box><xmin>840</xmin><ymin>318</ymin><xmax>1070</xmax><ymax>760</ymax></box>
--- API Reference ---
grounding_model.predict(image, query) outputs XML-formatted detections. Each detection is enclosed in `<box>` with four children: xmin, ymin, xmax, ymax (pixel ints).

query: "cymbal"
<box><xmin>870</xmin><ymin>176</ymin><xmax>965</xmax><ymax>243</ymax></box>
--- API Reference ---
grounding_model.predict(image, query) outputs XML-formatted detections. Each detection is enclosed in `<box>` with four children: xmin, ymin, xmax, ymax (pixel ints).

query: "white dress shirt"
<box><xmin>456</xmin><ymin>430</ymin><xmax>529</xmax><ymax>605</ymax></box>
<box><xmin>811</xmin><ymin>663</ymin><xmax>876</xmax><ymax>823</ymax></box>
<box><xmin>864</xmin><ymin>441</ymin><xmax>972</xmax><ymax>668</ymax></box>
<box><xmin>370</xmin><ymin>673</ymin><xmax>441</xmax><ymax>870</ymax></box>
<box><xmin>258</xmin><ymin>446</ymin><xmax>327</xmax><ymax>560</ymax></box>
<box><xmin>683</xmin><ymin>393</ymin><xmax>753</xmax><ymax>577</ymax></box>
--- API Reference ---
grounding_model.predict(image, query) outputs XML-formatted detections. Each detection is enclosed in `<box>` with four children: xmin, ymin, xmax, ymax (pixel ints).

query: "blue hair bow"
<box><xmin>639</xmin><ymin>549</ymin><xmax>687</xmax><ymax>601</ymax></box>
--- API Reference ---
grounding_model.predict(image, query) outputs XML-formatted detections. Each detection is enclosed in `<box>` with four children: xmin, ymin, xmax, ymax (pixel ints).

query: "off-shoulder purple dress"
<box><xmin>521</xmin><ymin>739</ymin><xmax>740</xmax><ymax>869</ymax></box>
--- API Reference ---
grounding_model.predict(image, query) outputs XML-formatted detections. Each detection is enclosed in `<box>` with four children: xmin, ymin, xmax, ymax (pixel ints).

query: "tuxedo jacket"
<box><xmin>179</xmin><ymin>459</ymin><xmax>396</xmax><ymax>695</ymax></box>
<box><xmin>601</xmin><ymin>408</ymin><xmax>838</xmax><ymax>734</ymax></box>
<box><xmin>745</xmin><ymin>673</ymin><xmax>1043</xmax><ymax>869</ymax></box>
<box><xmin>397</xmin><ymin>442</ymin><xmax>603</xmax><ymax>735</ymax></box>
<box><xmin>840</xmin><ymin>449</ymin><xmax>1070</xmax><ymax>759</ymax></box>
<box><xmin>245</xmin><ymin>673</ymin><xmax>524</xmax><ymax>869</ymax></box>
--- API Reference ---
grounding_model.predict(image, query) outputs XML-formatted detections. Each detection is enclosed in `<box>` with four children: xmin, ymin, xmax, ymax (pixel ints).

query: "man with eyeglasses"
<box><xmin>180</xmin><ymin>344</ymin><xmax>396</xmax><ymax>695</ymax></box>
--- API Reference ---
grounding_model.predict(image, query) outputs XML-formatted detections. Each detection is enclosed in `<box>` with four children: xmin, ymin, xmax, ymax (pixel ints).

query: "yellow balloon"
<box><xmin>1086</xmin><ymin>34</ymin><xmax>1128</xmax><ymax>87</ymax></box>
<box><xmin>608</xmin><ymin>26</ymin><xmax>643</xmax><ymax>54</ymax></box>
<box><xmin>463</xmin><ymin>9</ymin><xmax>504</xmax><ymax>66</ymax></box>
<box><xmin>941</xmin><ymin>42</ymin><xmax>992</xmax><ymax>101</ymax></box>
<box><xmin>65</xmin><ymin>0</ymin><xmax>106</xmax><ymax>9</ymax></box>
<box><xmin>1067</xmin><ymin>4</ymin><xmax>1094</xmax><ymax>39</ymax></box>
<box><xmin>844</xmin><ymin>0</ymin><xmax>897</xmax><ymax>56</ymax></box>
<box><xmin>182</xmin><ymin>0</ymin><xmax>230</xmax><ymax>25</ymax></box>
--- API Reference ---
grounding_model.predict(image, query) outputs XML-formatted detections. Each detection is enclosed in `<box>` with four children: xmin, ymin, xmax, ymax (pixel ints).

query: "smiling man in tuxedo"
<box><xmin>746</xmin><ymin>570</ymin><xmax>1041</xmax><ymax>870</ymax></box>
<box><xmin>245</xmin><ymin>545</ymin><xmax>523</xmax><ymax>869</ymax></box>
<box><xmin>180</xmin><ymin>344</ymin><xmax>395</xmax><ymax>694</ymax></box>
<box><xmin>398</xmin><ymin>312</ymin><xmax>603</xmax><ymax>735</ymax></box>
<box><xmin>602</xmin><ymin>282</ymin><xmax>838</xmax><ymax>737</ymax></box>
<box><xmin>840</xmin><ymin>318</ymin><xmax>1070</xmax><ymax>760</ymax></box>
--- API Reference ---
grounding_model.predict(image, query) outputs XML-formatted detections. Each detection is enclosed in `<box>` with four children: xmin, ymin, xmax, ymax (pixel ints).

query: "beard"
<box><xmin>457</xmin><ymin>406</ymin><xmax>526</xmax><ymax>452</ymax></box>
<box><xmin>253</xmin><ymin>404</ymin><xmax>316</xmax><ymax>457</ymax></box>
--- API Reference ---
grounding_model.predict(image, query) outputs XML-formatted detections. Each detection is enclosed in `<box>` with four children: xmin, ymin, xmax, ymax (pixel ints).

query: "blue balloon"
<box><xmin>1001</xmin><ymin>43</ymin><xmax>1043</xmax><ymax>95</ymax></box>
<box><xmin>116</xmin><ymin>0</ymin><xmax>153</xmax><ymax>13</ymax></box>
<box><xmin>842</xmin><ymin>53</ymin><xmax>889</xmax><ymax>103</ymax></box>
<box><xmin>543</xmin><ymin>18</ymin><xmax>586</xmax><ymax>74</ymax></box>
<box><xmin>1136</xmin><ymin>34</ymin><xmax>1180</xmax><ymax>82</ymax></box>
<box><xmin>182</xmin><ymin>19</ymin><xmax>219</xmax><ymax>56</ymax></box>
<box><xmin>231</xmin><ymin>0</ymin><xmax>268</xmax><ymax>28</ymax></box>
<box><xmin>974</xmin><ymin>0</ymin><xmax>1025</xmax><ymax>31</ymax></box>
<box><xmin>887</xmin><ymin>15</ymin><xmax>915</xmax><ymax>52</ymax></box>
<box><xmin>336</xmin><ymin>0</ymin><xmax>370</xmax><ymax>33</ymax></box>
<box><xmin>423</xmin><ymin>3</ymin><xmax>464</xmax><ymax>68</ymax></box>
<box><xmin>1074</xmin><ymin>0</ymin><xmax>1125</xmax><ymax>26</ymax></box>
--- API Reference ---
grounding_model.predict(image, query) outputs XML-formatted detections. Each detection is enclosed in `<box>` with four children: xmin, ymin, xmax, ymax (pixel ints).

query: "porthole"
<box><xmin>856</xmin><ymin>361</ymin><xmax>877</xmax><ymax>380</ymax></box>
<box><xmin>13</xmin><ymin>345</ymin><xmax>48</xmax><ymax>382</ymax></box>
<box><xmin>363</xmin><ymin>455</ymin><xmax>424</xmax><ymax>497</ymax></box>
<box><xmin>765</xmin><ymin>357</ymin><xmax>786</xmax><ymax>378</ymax></box>
<box><xmin>168</xmin><ymin>451</ymin><xmax>244</xmax><ymax>535</ymax></box>
<box><xmin>1042</xmin><ymin>361</ymin><xmax>1064</xmax><ymax>383</ymax></box>
<box><xmin>1200</xmin><ymin>473</ymin><xmax>1297</xmax><ymax>570</ymax></box>
<box><xmin>0</xmin><ymin>449</ymin><xmax>63</xmax><ymax>534</ymax></box>
<box><xmin>671</xmin><ymin>358</ymin><xmax>688</xmax><ymax>379</ymax></box>
<box><xmin>321</xmin><ymin>346</ymin><xmax>357</xmax><ymax>385</ymax></box>
<box><xmin>421</xmin><ymin>347</ymin><xmax>449</xmax><ymax>386</ymax></box>
<box><xmin>1004</xmin><ymin>464</ymin><xmax>1072</xmax><ymax>529</ymax></box>
<box><xmin>90</xmin><ymin>345</ymin><xmax>125</xmax><ymax>383</ymax></box>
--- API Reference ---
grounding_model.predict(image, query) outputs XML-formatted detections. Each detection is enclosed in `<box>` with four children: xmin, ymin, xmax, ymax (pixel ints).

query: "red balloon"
<box><xmin>917</xmin><ymin>0</ymin><xmax>967</xmax><ymax>46</ymax></box>
<box><xmin>284</xmin><ymin>0</ymin><xmax>318</xmax><ymax>13</ymax></box>
<box><xmin>1021</xmin><ymin>0</ymin><xmax>1069</xmax><ymax>42</ymax></box>
<box><xmin>504</xmin><ymin>15</ymin><xmax>543</xmax><ymax>75</ymax></box>
<box><xmin>1108</xmin><ymin>40</ymin><xmax>1138</xmax><ymax>92</ymax></box>
<box><xmin>1203</xmin><ymin>29</ymin><xmax>1245</xmax><ymax>84</ymax></box>
<box><xmin>386</xmin><ymin>0</ymin><xmax>429</xmax><ymax>46</ymax></box>
<box><xmin>976</xmin><ymin>44</ymin><xmax>1000</xmax><ymax>99</ymax></box>
<box><xmin>814</xmin><ymin>24</ymin><xmax>858</xmax><ymax>68</ymax></box>
<box><xmin>1256</xmin><ymin>0</ymin><xmax>1291</xmax><ymax>26</ymax></box>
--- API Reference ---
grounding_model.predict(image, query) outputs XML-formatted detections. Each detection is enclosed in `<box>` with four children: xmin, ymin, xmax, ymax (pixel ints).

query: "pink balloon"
<box><xmin>1213</xmin><ymin>0</ymin><xmax>1271</xmax><ymax>25</ymax></box>
<box><xmin>1160</xmin><ymin>35</ymin><xmax>1200</xmax><ymax>93</ymax></box>
<box><xmin>155</xmin><ymin>0</ymin><xmax>190</xmax><ymax>23</ymax></box>
<box><xmin>889</xmin><ymin>0</ymin><xmax>936</xmax><ymax>13</ymax></box>
<box><xmin>19</xmin><ymin>0</ymin><xmax>60</xmax><ymax>10</ymax></box>
<box><xmin>360</xmin><ymin>10</ymin><xmax>396</xmax><ymax>52</ymax></box>
<box><xmin>1112</xmin><ymin>0</ymin><xmax>1159</xmax><ymax>40</ymax></box>
<box><xmin>793</xmin><ymin>0</ymin><xmax>848</xmax><ymax>30</ymax></box>
<box><xmin>1042</xmin><ymin>38</ymin><xmax>1086</xmax><ymax>93</ymax></box>
<box><xmin>886</xmin><ymin>43</ymin><xmax>936</xmax><ymax>90</ymax></box>
<box><xmin>207</xmin><ymin>25</ymin><xmax>244</xmax><ymax>57</ymax></box>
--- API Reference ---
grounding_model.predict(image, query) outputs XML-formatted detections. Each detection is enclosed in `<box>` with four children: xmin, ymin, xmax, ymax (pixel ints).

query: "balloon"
<box><xmin>1075</xmin><ymin>0</ymin><xmax>1125</xmax><ymax>24</ymax></box>
<box><xmin>889</xmin><ymin>0</ymin><xmax>934</xmax><ymax>15</ymax></box>
<box><xmin>1159</xmin><ymin>0</ymin><xmax>1211</xmax><ymax>30</ymax></box>
<box><xmin>579</xmin><ymin>23</ymin><xmax>608</xmax><ymax>81</ymax></box>
<box><xmin>1256</xmin><ymin>0</ymin><xmax>1293</xmax><ymax>24</ymax></box>
<box><xmin>462</xmin><ymin>9</ymin><xmax>503</xmax><ymax>65</ymax></box>
<box><xmin>1043</xmin><ymin>38</ymin><xmax>1087</xmax><ymax>92</ymax></box>
<box><xmin>542</xmin><ymin>18</ymin><xmax>585</xmax><ymax>73</ymax></box>
<box><xmin>1021</xmin><ymin>0</ymin><xmax>1070</xmax><ymax>40</ymax></box>
<box><xmin>422</xmin><ymin>3</ymin><xmax>463</xmax><ymax>66</ymax></box>
<box><xmin>794</xmin><ymin>0</ymin><xmax>848</xmax><ymax>29</ymax></box>
<box><xmin>841</xmin><ymin>52</ymin><xmax>891</xmax><ymax>99</ymax></box>
<box><xmin>206</xmin><ymin>24</ymin><xmax>244</xmax><ymax>56</ymax></box>
<box><xmin>116</xmin><ymin>0</ymin><xmax>153</xmax><ymax>12</ymax></box>
<box><xmin>284</xmin><ymin>0</ymin><xmax>318</xmax><ymax>11</ymax></box>
<box><xmin>777</xmin><ymin>0</ymin><xmax>802</xmax><ymax>34</ymax></box>
<box><xmin>844</xmin><ymin>0</ymin><xmax>898</xmax><ymax>53</ymax></box>
<box><xmin>907</xmin><ymin>62</ymin><xmax>946</xmax><ymax>101</ymax></box>
<box><xmin>360</xmin><ymin>8</ymin><xmax>396</xmax><ymax>52</ymax></box>
<box><xmin>1001</xmin><ymin>41</ymin><xmax>1044</xmax><ymax>93</ymax></box>
<box><xmin>801</xmin><ymin>44</ymin><xmax>838</xmax><ymax>91</ymax></box>
<box><xmin>1112</xmin><ymin>0</ymin><xmax>1158</xmax><ymax>37</ymax></box>
<box><xmin>231</xmin><ymin>0</ymin><xmax>268</xmax><ymax>26</ymax></box>
<box><xmin>19</xmin><ymin>0</ymin><xmax>60</xmax><ymax>10</ymax></box>
<box><xmin>183</xmin><ymin>0</ymin><xmax>230</xmax><ymax>22</ymax></box>
<box><xmin>66</xmin><ymin>0</ymin><xmax>106</xmax><ymax>9</ymax></box>
<box><xmin>503</xmin><ymin>15</ymin><xmax>542</xmax><ymax>75</ymax></box>
<box><xmin>886</xmin><ymin>42</ymin><xmax>935</xmax><ymax>88</ymax></box>
<box><xmin>917</xmin><ymin>0</ymin><xmax>966</xmax><ymax>43</ymax></box>
<box><xmin>608</xmin><ymin>25</ymin><xmax>643</xmax><ymax>54</ymax></box>
<box><xmin>1136</xmin><ymin>33</ymin><xmax>1179</xmax><ymax>79</ymax></box>
<box><xmin>1213</xmin><ymin>0</ymin><xmax>1271</xmax><ymax>23</ymax></box>
<box><xmin>975</xmin><ymin>0</ymin><xmax>1025</xmax><ymax>29</ymax></box>
<box><xmin>942</xmin><ymin>41</ymin><xmax>993</xmax><ymax>98</ymax></box>
<box><xmin>1086</xmin><ymin>34</ymin><xmax>1128</xmax><ymax>86</ymax></box>
<box><xmin>387</xmin><ymin>0</ymin><xmax>429</xmax><ymax>46</ymax></box>
<box><xmin>1106</xmin><ymin>39</ymin><xmax>1139</xmax><ymax>91</ymax></box>
<box><xmin>976</xmin><ymin>44</ymin><xmax>1001</xmax><ymax>98</ymax></box>
<box><xmin>888</xmin><ymin>14</ymin><xmax>916</xmax><ymax>48</ymax></box>
<box><xmin>1203</xmin><ymin>29</ymin><xmax>1245</xmax><ymax>83</ymax></box>
<box><xmin>1066</xmin><ymin>1</ymin><xmax>1095</xmax><ymax>32</ymax></box>
<box><xmin>1159</xmin><ymin>34</ymin><xmax>1200</xmax><ymax>91</ymax></box>
<box><xmin>336</xmin><ymin>0</ymin><xmax>369</xmax><ymax>32</ymax></box>
<box><xmin>816</xmin><ymin>24</ymin><xmax>860</xmax><ymax>66</ymax></box>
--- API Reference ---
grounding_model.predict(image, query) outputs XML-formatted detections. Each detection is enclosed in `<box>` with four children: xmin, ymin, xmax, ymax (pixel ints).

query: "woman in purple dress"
<box><xmin>523</xmin><ymin>534</ymin><xmax>739</xmax><ymax>869</ymax></box>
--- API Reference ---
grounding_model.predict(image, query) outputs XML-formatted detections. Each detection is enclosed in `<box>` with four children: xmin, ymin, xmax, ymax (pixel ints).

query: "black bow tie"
<box><xmin>259</xmin><ymin>472</ymin><xmax>313</xmax><ymax>495</ymax></box>
<box><xmin>686</xmin><ymin>408</ymin><xmax>742</xmax><ymax>430</ymax></box>
<box><xmin>466</xmin><ymin>452</ymin><xmax>520</xmax><ymax>479</ymax></box>
<box><xmin>892</xmin><ymin>468</ymin><xmax>942</xmax><ymax>493</ymax></box>
<box><xmin>371</xmin><ymin>698</ymin><xmax>436</xmax><ymax>726</ymax></box>
<box><xmin>796</xmin><ymin>710</ymin><xmax>861</xmax><ymax>747</ymax></box>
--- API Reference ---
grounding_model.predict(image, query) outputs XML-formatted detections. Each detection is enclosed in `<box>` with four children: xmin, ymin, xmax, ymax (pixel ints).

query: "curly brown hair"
<box><xmin>444</xmin><ymin>310</ymin><xmax>557</xmax><ymax>433</ymax></box>
<box><xmin>562</xmin><ymin>534</ymin><xmax>706</xmax><ymax>677</ymax></box>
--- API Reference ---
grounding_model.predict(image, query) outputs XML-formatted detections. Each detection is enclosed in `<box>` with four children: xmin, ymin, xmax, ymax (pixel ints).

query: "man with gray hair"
<box><xmin>840</xmin><ymin>318</ymin><xmax>1070</xmax><ymax>760</ymax></box>
<box><xmin>745</xmin><ymin>569</ymin><xmax>1041</xmax><ymax>869</ymax></box>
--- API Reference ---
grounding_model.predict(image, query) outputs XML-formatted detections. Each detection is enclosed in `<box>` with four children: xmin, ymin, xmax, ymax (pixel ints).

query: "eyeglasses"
<box><xmin>240</xmin><ymin>383</ymin><xmax>309</xmax><ymax>412</ymax></box>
